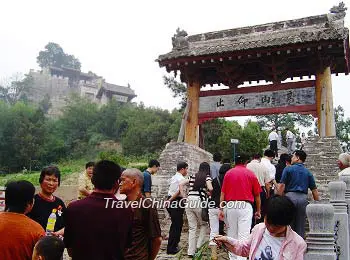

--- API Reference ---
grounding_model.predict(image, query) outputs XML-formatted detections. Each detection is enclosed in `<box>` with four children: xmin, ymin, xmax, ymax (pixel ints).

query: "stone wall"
<box><xmin>152</xmin><ymin>141</ymin><xmax>213</xmax><ymax>200</ymax></box>
<box><xmin>304</xmin><ymin>136</ymin><xmax>342</xmax><ymax>200</ymax></box>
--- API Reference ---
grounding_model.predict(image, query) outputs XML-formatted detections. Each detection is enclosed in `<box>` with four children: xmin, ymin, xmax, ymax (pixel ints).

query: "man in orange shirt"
<box><xmin>0</xmin><ymin>180</ymin><xmax>45</xmax><ymax>260</ymax></box>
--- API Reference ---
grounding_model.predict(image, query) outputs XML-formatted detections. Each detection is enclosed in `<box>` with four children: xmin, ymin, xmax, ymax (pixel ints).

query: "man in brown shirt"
<box><xmin>119</xmin><ymin>168</ymin><xmax>162</xmax><ymax>260</ymax></box>
<box><xmin>0</xmin><ymin>180</ymin><xmax>45</xmax><ymax>260</ymax></box>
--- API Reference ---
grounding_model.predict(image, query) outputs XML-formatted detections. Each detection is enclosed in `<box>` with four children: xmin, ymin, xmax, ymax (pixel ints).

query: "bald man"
<box><xmin>338</xmin><ymin>153</ymin><xmax>350</xmax><ymax>176</ymax></box>
<box><xmin>119</xmin><ymin>168</ymin><xmax>162</xmax><ymax>260</ymax></box>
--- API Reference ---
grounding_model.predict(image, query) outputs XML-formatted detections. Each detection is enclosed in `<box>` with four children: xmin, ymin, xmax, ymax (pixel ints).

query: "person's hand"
<box><xmin>254</xmin><ymin>211</ymin><xmax>261</xmax><ymax>220</ymax></box>
<box><xmin>51</xmin><ymin>228</ymin><xmax>64</xmax><ymax>238</ymax></box>
<box><xmin>218</xmin><ymin>209</ymin><xmax>225</xmax><ymax>221</ymax></box>
<box><xmin>213</xmin><ymin>235</ymin><xmax>229</xmax><ymax>252</ymax></box>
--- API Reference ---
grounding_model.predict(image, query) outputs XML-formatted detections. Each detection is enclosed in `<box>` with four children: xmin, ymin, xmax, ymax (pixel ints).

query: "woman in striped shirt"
<box><xmin>180</xmin><ymin>162</ymin><xmax>213</xmax><ymax>257</ymax></box>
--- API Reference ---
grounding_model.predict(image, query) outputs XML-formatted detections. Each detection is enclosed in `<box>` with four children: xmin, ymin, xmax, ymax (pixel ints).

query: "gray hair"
<box><xmin>123</xmin><ymin>168</ymin><xmax>144</xmax><ymax>186</ymax></box>
<box><xmin>338</xmin><ymin>153</ymin><xmax>350</xmax><ymax>167</ymax></box>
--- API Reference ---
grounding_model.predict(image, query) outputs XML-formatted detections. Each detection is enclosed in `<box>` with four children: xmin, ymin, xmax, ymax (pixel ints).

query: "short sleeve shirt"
<box><xmin>0</xmin><ymin>212</ymin><xmax>45</xmax><ymax>260</ymax></box>
<box><xmin>124</xmin><ymin>198</ymin><xmax>161</xmax><ymax>260</ymax></box>
<box><xmin>27</xmin><ymin>194</ymin><xmax>66</xmax><ymax>232</ymax></box>
<box><xmin>64</xmin><ymin>192</ymin><xmax>133</xmax><ymax>259</ymax></box>
<box><xmin>142</xmin><ymin>170</ymin><xmax>152</xmax><ymax>195</ymax></box>
<box><xmin>221</xmin><ymin>165</ymin><xmax>261</xmax><ymax>203</ymax></box>
<box><xmin>280</xmin><ymin>163</ymin><xmax>317</xmax><ymax>194</ymax></box>
<box><xmin>78</xmin><ymin>172</ymin><xmax>94</xmax><ymax>199</ymax></box>
<box><xmin>246</xmin><ymin>160</ymin><xmax>272</xmax><ymax>186</ymax></box>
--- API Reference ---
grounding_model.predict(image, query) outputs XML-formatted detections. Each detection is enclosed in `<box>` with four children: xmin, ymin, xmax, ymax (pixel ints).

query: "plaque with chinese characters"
<box><xmin>199</xmin><ymin>82</ymin><xmax>316</xmax><ymax>117</ymax></box>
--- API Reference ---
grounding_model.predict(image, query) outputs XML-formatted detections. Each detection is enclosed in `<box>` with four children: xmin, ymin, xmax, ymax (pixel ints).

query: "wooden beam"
<box><xmin>316</xmin><ymin>67</ymin><xmax>336</xmax><ymax>137</ymax></box>
<box><xmin>185</xmin><ymin>81</ymin><xmax>200</xmax><ymax>145</ymax></box>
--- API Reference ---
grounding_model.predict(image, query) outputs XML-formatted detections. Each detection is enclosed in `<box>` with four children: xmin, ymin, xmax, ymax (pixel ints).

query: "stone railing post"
<box><xmin>339</xmin><ymin>175</ymin><xmax>350</xmax><ymax>249</ymax></box>
<box><xmin>329</xmin><ymin>181</ymin><xmax>349</xmax><ymax>260</ymax></box>
<box><xmin>305</xmin><ymin>203</ymin><xmax>336</xmax><ymax>260</ymax></box>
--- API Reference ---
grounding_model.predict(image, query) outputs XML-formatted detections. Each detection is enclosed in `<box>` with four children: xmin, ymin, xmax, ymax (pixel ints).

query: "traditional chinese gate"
<box><xmin>157</xmin><ymin>3</ymin><xmax>349</xmax><ymax>146</ymax></box>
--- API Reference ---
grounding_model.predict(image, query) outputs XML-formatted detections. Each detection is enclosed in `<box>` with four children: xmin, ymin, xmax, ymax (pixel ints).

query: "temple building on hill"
<box><xmin>28</xmin><ymin>66</ymin><xmax>136</xmax><ymax>117</ymax></box>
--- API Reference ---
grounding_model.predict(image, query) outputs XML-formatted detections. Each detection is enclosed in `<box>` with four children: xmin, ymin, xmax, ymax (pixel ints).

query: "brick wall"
<box><xmin>304</xmin><ymin>136</ymin><xmax>342</xmax><ymax>200</ymax></box>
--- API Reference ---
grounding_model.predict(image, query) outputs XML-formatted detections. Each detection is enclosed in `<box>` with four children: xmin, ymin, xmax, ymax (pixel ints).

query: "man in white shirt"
<box><xmin>261</xmin><ymin>149</ymin><xmax>276</xmax><ymax>198</ymax></box>
<box><xmin>285</xmin><ymin>128</ymin><xmax>295</xmax><ymax>154</ymax></box>
<box><xmin>338</xmin><ymin>153</ymin><xmax>350</xmax><ymax>176</ymax></box>
<box><xmin>166</xmin><ymin>161</ymin><xmax>188</xmax><ymax>255</ymax></box>
<box><xmin>246</xmin><ymin>154</ymin><xmax>272</xmax><ymax>223</ymax></box>
<box><xmin>268</xmin><ymin>129</ymin><xmax>279</xmax><ymax>158</ymax></box>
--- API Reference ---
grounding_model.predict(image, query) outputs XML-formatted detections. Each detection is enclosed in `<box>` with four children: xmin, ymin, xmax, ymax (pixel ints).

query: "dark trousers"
<box><xmin>285</xmin><ymin>192</ymin><xmax>308</xmax><ymax>238</ymax></box>
<box><xmin>166</xmin><ymin>204</ymin><xmax>185</xmax><ymax>253</ymax></box>
<box><xmin>219</xmin><ymin>220</ymin><xmax>225</xmax><ymax>235</ymax></box>
<box><xmin>269</xmin><ymin>140</ymin><xmax>278</xmax><ymax>157</ymax></box>
<box><xmin>251</xmin><ymin>187</ymin><xmax>267</xmax><ymax>229</ymax></box>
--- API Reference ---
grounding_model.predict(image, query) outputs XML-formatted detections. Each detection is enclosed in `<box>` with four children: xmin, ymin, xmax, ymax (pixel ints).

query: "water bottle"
<box><xmin>45</xmin><ymin>209</ymin><xmax>57</xmax><ymax>235</ymax></box>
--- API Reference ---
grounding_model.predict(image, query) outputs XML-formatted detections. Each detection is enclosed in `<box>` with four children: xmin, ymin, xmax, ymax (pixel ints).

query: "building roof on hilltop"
<box><xmin>96</xmin><ymin>83</ymin><xmax>137</xmax><ymax>98</ymax></box>
<box><xmin>49</xmin><ymin>66</ymin><xmax>95</xmax><ymax>80</ymax></box>
<box><xmin>157</xmin><ymin>3</ymin><xmax>349</xmax><ymax>63</ymax></box>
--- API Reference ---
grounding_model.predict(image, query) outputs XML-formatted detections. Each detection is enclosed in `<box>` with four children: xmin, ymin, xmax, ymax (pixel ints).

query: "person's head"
<box><xmin>264</xmin><ymin>149</ymin><xmax>275</xmax><ymax>160</ymax></box>
<box><xmin>32</xmin><ymin>236</ymin><xmax>65</xmax><ymax>260</ymax></box>
<box><xmin>193</xmin><ymin>162</ymin><xmax>210</xmax><ymax>190</ymax></box>
<box><xmin>213</xmin><ymin>152</ymin><xmax>222</xmax><ymax>163</ymax></box>
<box><xmin>291</xmin><ymin>150</ymin><xmax>307</xmax><ymax>164</ymax></box>
<box><xmin>92</xmin><ymin>160</ymin><xmax>121</xmax><ymax>192</ymax></box>
<box><xmin>219</xmin><ymin>163</ymin><xmax>231</xmax><ymax>176</ymax></box>
<box><xmin>235</xmin><ymin>154</ymin><xmax>250</xmax><ymax>165</ymax></box>
<box><xmin>252</xmin><ymin>154</ymin><xmax>261</xmax><ymax>161</ymax></box>
<box><xmin>286</xmin><ymin>128</ymin><xmax>289</xmax><ymax>131</ymax></box>
<box><xmin>264</xmin><ymin>195</ymin><xmax>296</xmax><ymax>237</ymax></box>
<box><xmin>119</xmin><ymin>168</ymin><xmax>143</xmax><ymax>196</ymax></box>
<box><xmin>177</xmin><ymin>161</ymin><xmax>188</xmax><ymax>176</ymax></box>
<box><xmin>148</xmin><ymin>159</ymin><xmax>160</xmax><ymax>174</ymax></box>
<box><xmin>338</xmin><ymin>153</ymin><xmax>350</xmax><ymax>170</ymax></box>
<box><xmin>5</xmin><ymin>180</ymin><xmax>35</xmax><ymax>214</ymax></box>
<box><xmin>85</xmin><ymin>162</ymin><xmax>95</xmax><ymax>178</ymax></box>
<box><xmin>279</xmin><ymin>153</ymin><xmax>291</xmax><ymax>166</ymax></box>
<box><xmin>39</xmin><ymin>166</ymin><xmax>61</xmax><ymax>195</ymax></box>
<box><xmin>222</xmin><ymin>158</ymin><xmax>231</xmax><ymax>164</ymax></box>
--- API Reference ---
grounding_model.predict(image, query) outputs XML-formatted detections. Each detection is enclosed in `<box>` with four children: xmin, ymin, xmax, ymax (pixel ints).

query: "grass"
<box><xmin>0</xmin><ymin>159</ymin><xmax>85</xmax><ymax>186</ymax></box>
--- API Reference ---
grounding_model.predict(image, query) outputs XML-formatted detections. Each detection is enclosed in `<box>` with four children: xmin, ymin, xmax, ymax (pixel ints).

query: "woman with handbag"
<box><xmin>180</xmin><ymin>162</ymin><xmax>213</xmax><ymax>257</ymax></box>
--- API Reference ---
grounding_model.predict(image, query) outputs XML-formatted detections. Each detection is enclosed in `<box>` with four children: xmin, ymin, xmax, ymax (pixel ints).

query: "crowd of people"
<box><xmin>268</xmin><ymin>128</ymin><xmax>307</xmax><ymax>157</ymax></box>
<box><xmin>1</xmin><ymin>149</ymin><xmax>350</xmax><ymax>260</ymax></box>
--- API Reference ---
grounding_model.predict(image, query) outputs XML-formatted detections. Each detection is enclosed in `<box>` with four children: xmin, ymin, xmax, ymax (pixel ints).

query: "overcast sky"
<box><xmin>1</xmin><ymin>0</ymin><xmax>349</xmax><ymax>122</ymax></box>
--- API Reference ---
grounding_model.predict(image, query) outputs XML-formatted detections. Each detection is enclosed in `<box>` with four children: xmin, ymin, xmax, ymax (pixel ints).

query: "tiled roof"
<box><xmin>97</xmin><ymin>83</ymin><xmax>136</xmax><ymax>98</ymax></box>
<box><xmin>158</xmin><ymin>8</ymin><xmax>348</xmax><ymax>63</ymax></box>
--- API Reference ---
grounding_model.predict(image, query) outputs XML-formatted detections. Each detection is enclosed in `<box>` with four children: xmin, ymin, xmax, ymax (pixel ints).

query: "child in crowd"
<box><xmin>214</xmin><ymin>195</ymin><xmax>306</xmax><ymax>260</ymax></box>
<box><xmin>32</xmin><ymin>236</ymin><xmax>64</xmax><ymax>260</ymax></box>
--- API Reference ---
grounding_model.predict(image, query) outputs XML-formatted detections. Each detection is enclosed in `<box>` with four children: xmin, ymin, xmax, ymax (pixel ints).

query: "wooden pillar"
<box><xmin>315</xmin><ymin>67</ymin><xmax>336</xmax><ymax>137</ymax></box>
<box><xmin>184</xmin><ymin>81</ymin><xmax>200</xmax><ymax>145</ymax></box>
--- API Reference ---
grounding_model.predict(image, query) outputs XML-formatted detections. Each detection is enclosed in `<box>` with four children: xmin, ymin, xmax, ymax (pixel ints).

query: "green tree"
<box><xmin>0</xmin><ymin>74</ymin><xmax>34</xmax><ymax>105</ymax></box>
<box><xmin>335</xmin><ymin>106</ymin><xmax>350</xmax><ymax>145</ymax></box>
<box><xmin>163</xmin><ymin>75</ymin><xmax>187</xmax><ymax>109</ymax></box>
<box><xmin>37</xmin><ymin>42</ymin><xmax>81</xmax><ymax>70</ymax></box>
<box><xmin>240</xmin><ymin>120</ymin><xmax>268</xmax><ymax>156</ymax></box>
<box><xmin>0</xmin><ymin>102</ymin><xmax>47</xmax><ymax>171</ymax></box>
<box><xmin>121</xmin><ymin>105</ymin><xmax>177</xmax><ymax>156</ymax></box>
<box><xmin>256</xmin><ymin>113</ymin><xmax>314</xmax><ymax>130</ymax></box>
